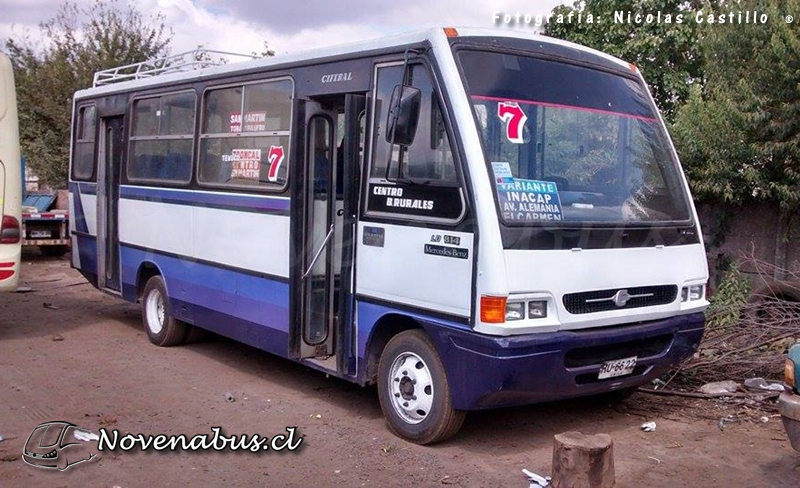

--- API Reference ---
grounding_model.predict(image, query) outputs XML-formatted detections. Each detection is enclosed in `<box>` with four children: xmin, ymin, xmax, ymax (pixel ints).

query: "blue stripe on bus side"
<box><xmin>68</xmin><ymin>181</ymin><xmax>97</xmax><ymax>196</ymax></box>
<box><xmin>119</xmin><ymin>186</ymin><xmax>290</xmax><ymax>214</ymax></box>
<box><xmin>68</xmin><ymin>182</ymin><xmax>92</xmax><ymax>234</ymax></box>
<box><xmin>120</xmin><ymin>244</ymin><xmax>291</xmax><ymax>334</ymax></box>
<box><xmin>75</xmin><ymin>233</ymin><xmax>97</xmax><ymax>275</ymax></box>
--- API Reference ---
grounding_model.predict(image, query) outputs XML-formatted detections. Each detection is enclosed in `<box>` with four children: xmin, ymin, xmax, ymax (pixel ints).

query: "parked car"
<box><xmin>780</xmin><ymin>343</ymin><xmax>800</xmax><ymax>451</ymax></box>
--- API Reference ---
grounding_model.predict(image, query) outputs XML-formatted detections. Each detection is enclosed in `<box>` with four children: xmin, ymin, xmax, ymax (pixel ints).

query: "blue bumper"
<box><xmin>423</xmin><ymin>312</ymin><xmax>705</xmax><ymax>410</ymax></box>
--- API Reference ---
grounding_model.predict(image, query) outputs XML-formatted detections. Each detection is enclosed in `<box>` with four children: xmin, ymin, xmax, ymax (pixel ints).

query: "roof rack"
<box><xmin>92</xmin><ymin>48</ymin><xmax>259</xmax><ymax>87</ymax></box>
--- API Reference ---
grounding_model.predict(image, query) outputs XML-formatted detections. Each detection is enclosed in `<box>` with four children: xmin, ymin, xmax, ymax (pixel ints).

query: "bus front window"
<box><xmin>458</xmin><ymin>50</ymin><xmax>691</xmax><ymax>226</ymax></box>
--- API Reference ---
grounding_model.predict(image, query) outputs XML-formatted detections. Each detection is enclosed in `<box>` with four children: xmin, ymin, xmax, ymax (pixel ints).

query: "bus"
<box><xmin>69</xmin><ymin>28</ymin><xmax>709</xmax><ymax>444</ymax></box>
<box><xmin>0</xmin><ymin>51</ymin><xmax>21</xmax><ymax>292</ymax></box>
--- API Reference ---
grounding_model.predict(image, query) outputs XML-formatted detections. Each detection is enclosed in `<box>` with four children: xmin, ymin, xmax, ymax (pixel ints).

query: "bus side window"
<box><xmin>198</xmin><ymin>79</ymin><xmax>292</xmax><ymax>190</ymax></box>
<box><xmin>128</xmin><ymin>92</ymin><xmax>195</xmax><ymax>184</ymax></box>
<box><xmin>72</xmin><ymin>105</ymin><xmax>96</xmax><ymax>181</ymax></box>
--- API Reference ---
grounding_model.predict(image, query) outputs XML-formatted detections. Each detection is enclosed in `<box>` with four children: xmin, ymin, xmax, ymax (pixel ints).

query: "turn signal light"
<box><xmin>480</xmin><ymin>296</ymin><xmax>507</xmax><ymax>323</ymax></box>
<box><xmin>444</xmin><ymin>27</ymin><xmax>459</xmax><ymax>38</ymax></box>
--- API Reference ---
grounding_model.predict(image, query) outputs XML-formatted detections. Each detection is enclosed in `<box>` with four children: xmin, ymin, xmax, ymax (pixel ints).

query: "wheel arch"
<box><xmin>135</xmin><ymin>261</ymin><xmax>165</xmax><ymax>300</ymax></box>
<box><xmin>363</xmin><ymin>313</ymin><xmax>425</xmax><ymax>385</ymax></box>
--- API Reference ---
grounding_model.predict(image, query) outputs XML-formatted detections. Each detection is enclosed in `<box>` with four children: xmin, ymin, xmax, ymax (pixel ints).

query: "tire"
<box><xmin>39</xmin><ymin>245</ymin><xmax>68</xmax><ymax>257</ymax></box>
<box><xmin>377</xmin><ymin>329</ymin><xmax>466</xmax><ymax>445</ymax></box>
<box><xmin>141</xmin><ymin>275</ymin><xmax>188</xmax><ymax>347</ymax></box>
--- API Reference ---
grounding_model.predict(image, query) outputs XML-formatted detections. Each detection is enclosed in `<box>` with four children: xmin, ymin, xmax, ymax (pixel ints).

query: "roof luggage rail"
<box><xmin>92</xmin><ymin>48</ymin><xmax>259</xmax><ymax>87</ymax></box>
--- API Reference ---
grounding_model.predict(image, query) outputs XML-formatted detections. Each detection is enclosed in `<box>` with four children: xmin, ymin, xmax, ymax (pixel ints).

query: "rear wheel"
<box><xmin>141</xmin><ymin>275</ymin><xmax>188</xmax><ymax>347</ymax></box>
<box><xmin>377</xmin><ymin>329</ymin><xmax>466</xmax><ymax>445</ymax></box>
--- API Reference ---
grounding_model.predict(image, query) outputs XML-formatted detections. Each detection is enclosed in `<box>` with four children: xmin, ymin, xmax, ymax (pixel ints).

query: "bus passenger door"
<box><xmin>97</xmin><ymin>116</ymin><xmax>123</xmax><ymax>292</ymax></box>
<box><xmin>293</xmin><ymin>95</ymin><xmax>365</xmax><ymax>368</ymax></box>
<box><xmin>300</xmin><ymin>108</ymin><xmax>336</xmax><ymax>358</ymax></box>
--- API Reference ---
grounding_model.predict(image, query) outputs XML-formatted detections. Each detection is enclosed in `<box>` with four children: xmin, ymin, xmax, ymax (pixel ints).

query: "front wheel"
<box><xmin>141</xmin><ymin>276</ymin><xmax>188</xmax><ymax>347</ymax></box>
<box><xmin>377</xmin><ymin>329</ymin><xmax>466</xmax><ymax>445</ymax></box>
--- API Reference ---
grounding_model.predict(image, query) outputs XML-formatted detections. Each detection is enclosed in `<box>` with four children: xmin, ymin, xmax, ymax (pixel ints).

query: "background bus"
<box><xmin>69</xmin><ymin>29</ymin><xmax>708</xmax><ymax>444</ymax></box>
<box><xmin>0</xmin><ymin>52</ymin><xmax>21</xmax><ymax>292</ymax></box>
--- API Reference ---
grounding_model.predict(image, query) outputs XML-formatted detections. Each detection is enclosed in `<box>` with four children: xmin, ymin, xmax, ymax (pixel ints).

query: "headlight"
<box><xmin>681</xmin><ymin>284</ymin><xmax>705</xmax><ymax>302</ymax></box>
<box><xmin>505</xmin><ymin>302</ymin><xmax>524</xmax><ymax>321</ymax></box>
<box><xmin>527</xmin><ymin>300</ymin><xmax>548</xmax><ymax>319</ymax></box>
<box><xmin>505</xmin><ymin>300</ymin><xmax>548</xmax><ymax>321</ymax></box>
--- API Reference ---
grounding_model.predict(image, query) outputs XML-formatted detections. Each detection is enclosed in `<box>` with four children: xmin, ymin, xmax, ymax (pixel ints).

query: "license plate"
<box><xmin>598</xmin><ymin>356</ymin><xmax>638</xmax><ymax>379</ymax></box>
<box><xmin>30</xmin><ymin>230</ymin><xmax>52</xmax><ymax>238</ymax></box>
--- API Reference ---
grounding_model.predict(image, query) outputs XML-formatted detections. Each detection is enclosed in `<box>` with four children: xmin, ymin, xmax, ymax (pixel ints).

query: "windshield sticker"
<box><xmin>225</xmin><ymin>149</ymin><xmax>262</xmax><ymax>180</ymax></box>
<box><xmin>267</xmin><ymin>145</ymin><xmax>285</xmax><ymax>182</ymax></box>
<box><xmin>229</xmin><ymin>111</ymin><xmax>268</xmax><ymax>133</ymax></box>
<box><xmin>491</xmin><ymin>162</ymin><xmax>515</xmax><ymax>184</ymax></box>
<box><xmin>497</xmin><ymin>101</ymin><xmax>527</xmax><ymax>144</ymax></box>
<box><xmin>497</xmin><ymin>179</ymin><xmax>563</xmax><ymax>222</ymax></box>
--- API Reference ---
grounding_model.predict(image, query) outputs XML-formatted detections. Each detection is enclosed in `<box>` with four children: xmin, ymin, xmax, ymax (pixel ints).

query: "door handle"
<box><xmin>302</xmin><ymin>223</ymin><xmax>335</xmax><ymax>280</ymax></box>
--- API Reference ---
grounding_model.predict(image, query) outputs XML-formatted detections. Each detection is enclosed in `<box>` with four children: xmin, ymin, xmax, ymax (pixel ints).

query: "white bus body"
<box><xmin>0</xmin><ymin>52</ymin><xmax>22</xmax><ymax>291</ymax></box>
<box><xmin>69</xmin><ymin>28</ymin><xmax>708</xmax><ymax>444</ymax></box>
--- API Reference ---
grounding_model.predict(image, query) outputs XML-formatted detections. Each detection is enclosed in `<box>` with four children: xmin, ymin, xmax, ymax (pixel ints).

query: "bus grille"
<box><xmin>563</xmin><ymin>285</ymin><xmax>678</xmax><ymax>314</ymax></box>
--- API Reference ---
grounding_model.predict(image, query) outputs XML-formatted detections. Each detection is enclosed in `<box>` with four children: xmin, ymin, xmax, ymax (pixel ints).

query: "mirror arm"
<box><xmin>385</xmin><ymin>48</ymin><xmax>424</xmax><ymax>182</ymax></box>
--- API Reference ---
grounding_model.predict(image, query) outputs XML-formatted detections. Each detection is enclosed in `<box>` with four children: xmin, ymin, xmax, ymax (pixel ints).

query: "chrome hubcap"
<box><xmin>387</xmin><ymin>352</ymin><xmax>434</xmax><ymax>424</ymax></box>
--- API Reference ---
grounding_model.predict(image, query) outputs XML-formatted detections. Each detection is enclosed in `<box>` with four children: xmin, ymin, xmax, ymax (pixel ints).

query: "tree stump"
<box><xmin>551</xmin><ymin>431</ymin><xmax>615</xmax><ymax>488</ymax></box>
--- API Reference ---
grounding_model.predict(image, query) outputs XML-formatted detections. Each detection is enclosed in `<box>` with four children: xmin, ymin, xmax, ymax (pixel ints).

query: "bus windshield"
<box><xmin>458</xmin><ymin>50</ymin><xmax>692</xmax><ymax>226</ymax></box>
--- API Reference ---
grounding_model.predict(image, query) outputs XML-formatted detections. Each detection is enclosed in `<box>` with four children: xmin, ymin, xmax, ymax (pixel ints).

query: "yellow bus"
<box><xmin>0</xmin><ymin>52</ymin><xmax>21</xmax><ymax>291</ymax></box>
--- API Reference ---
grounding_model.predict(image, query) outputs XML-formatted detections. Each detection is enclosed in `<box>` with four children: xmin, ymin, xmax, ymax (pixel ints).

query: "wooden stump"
<box><xmin>551</xmin><ymin>431</ymin><xmax>615</xmax><ymax>488</ymax></box>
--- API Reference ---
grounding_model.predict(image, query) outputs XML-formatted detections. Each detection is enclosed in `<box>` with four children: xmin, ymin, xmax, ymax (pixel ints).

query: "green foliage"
<box><xmin>545</xmin><ymin>0</ymin><xmax>713</xmax><ymax>122</ymax></box>
<box><xmin>3</xmin><ymin>0</ymin><xmax>172</xmax><ymax>187</ymax></box>
<box><xmin>673</xmin><ymin>0</ymin><xmax>800</xmax><ymax>210</ymax></box>
<box><xmin>707</xmin><ymin>262</ymin><xmax>751</xmax><ymax>331</ymax></box>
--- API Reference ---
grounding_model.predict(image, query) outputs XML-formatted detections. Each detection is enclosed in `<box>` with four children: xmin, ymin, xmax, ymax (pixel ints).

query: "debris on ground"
<box><xmin>743</xmin><ymin>377</ymin><xmax>785</xmax><ymax>392</ymax></box>
<box><xmin>52</xmin><ymin>334</ymin><xmax>64</xmax><ymax>342</ymax></box>
<box><xmin>698</xmin><ymin>381</ymin><xmax>739</xmax><ymax>396</ymax></box>
<box><xmin>223</xmin><ymin>392</ymin><xmax>235</xmax><ymax>403</ymax></box>
<box><xmin>522</xmin><ymin>469</ymin><xmax>550</xmax><ymax>487</ymax></box>
<box><xmin>641</xmin><ymin>421</ymin><xmax>657</xmax><ymax>432</ymax></box>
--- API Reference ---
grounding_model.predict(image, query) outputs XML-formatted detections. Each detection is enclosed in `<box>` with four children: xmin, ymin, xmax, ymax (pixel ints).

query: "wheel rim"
<box><xmin>387</xmin><ymin>352</ymin><xmax>434</xmax><ymax>425</ymax></box>
<box><xmin>145</xmin><ymin>288</ymin><xmax>165</xmax><ymax>335</ymax></box>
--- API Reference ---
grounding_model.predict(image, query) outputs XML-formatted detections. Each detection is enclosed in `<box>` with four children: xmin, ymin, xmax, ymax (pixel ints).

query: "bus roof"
<box><xmin>75</xmin><ymin>27</ymin><xmax>630</xmax><ymax>100</ymax></box>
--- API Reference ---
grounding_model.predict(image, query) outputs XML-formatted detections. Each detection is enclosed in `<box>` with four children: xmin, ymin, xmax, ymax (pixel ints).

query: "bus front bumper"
<box><xmin>425</xmin><ymin>312</ymin><xmax>705</xmax><ymax>410</ymax></box>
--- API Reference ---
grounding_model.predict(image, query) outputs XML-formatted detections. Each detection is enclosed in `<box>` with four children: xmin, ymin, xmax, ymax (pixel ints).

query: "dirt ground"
<box><xmin>1</xmin><ymin>252</ymin><xmax>799</xmax><ymax>487</ymax></box>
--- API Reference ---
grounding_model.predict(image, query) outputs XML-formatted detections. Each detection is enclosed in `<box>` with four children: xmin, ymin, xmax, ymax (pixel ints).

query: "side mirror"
<box><xmin>386</xmin><ymin>85</ymin><xmax>421</xmax><ymax>146</ymax></box>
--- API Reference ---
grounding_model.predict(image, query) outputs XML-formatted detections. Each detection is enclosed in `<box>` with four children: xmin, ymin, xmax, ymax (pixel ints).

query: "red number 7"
<box><xmin>497</xmin><ymin>102</ymin><xmax>527</xmax><ymax>144</ymax></box>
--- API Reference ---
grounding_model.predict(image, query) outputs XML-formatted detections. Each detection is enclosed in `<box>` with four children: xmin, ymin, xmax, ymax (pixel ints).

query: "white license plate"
<box><xmin>598</xmin><ymin>356</ymin><xmax>638</xmax><ymax>379</ymax></box>
<box><xmin>30</xmin><ymin>230</ymin><xmax>52</xmax><ymax>238</ymax></box>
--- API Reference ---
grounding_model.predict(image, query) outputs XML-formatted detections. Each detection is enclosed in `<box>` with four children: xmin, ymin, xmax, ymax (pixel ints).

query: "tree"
<box><xmin>546</xmin><ymin>0</ymin><xmax>713</xmax><ymax>122</ymax></box>
<box><xmin>3</xmin><ymin>0</ymin><xmax>172</xmax><ymax>187</ymax></box>
<box><xmin>672</xmin><ymin>0</ymin><xmax>800</xmax><ymax>210</ymax></box>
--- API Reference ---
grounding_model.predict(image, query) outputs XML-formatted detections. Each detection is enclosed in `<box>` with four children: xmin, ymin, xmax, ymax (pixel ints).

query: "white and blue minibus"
<box><xmin>69</xmin><ymin>28</ymin><xmax>709</xmax><ymax>444</ymax></box>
